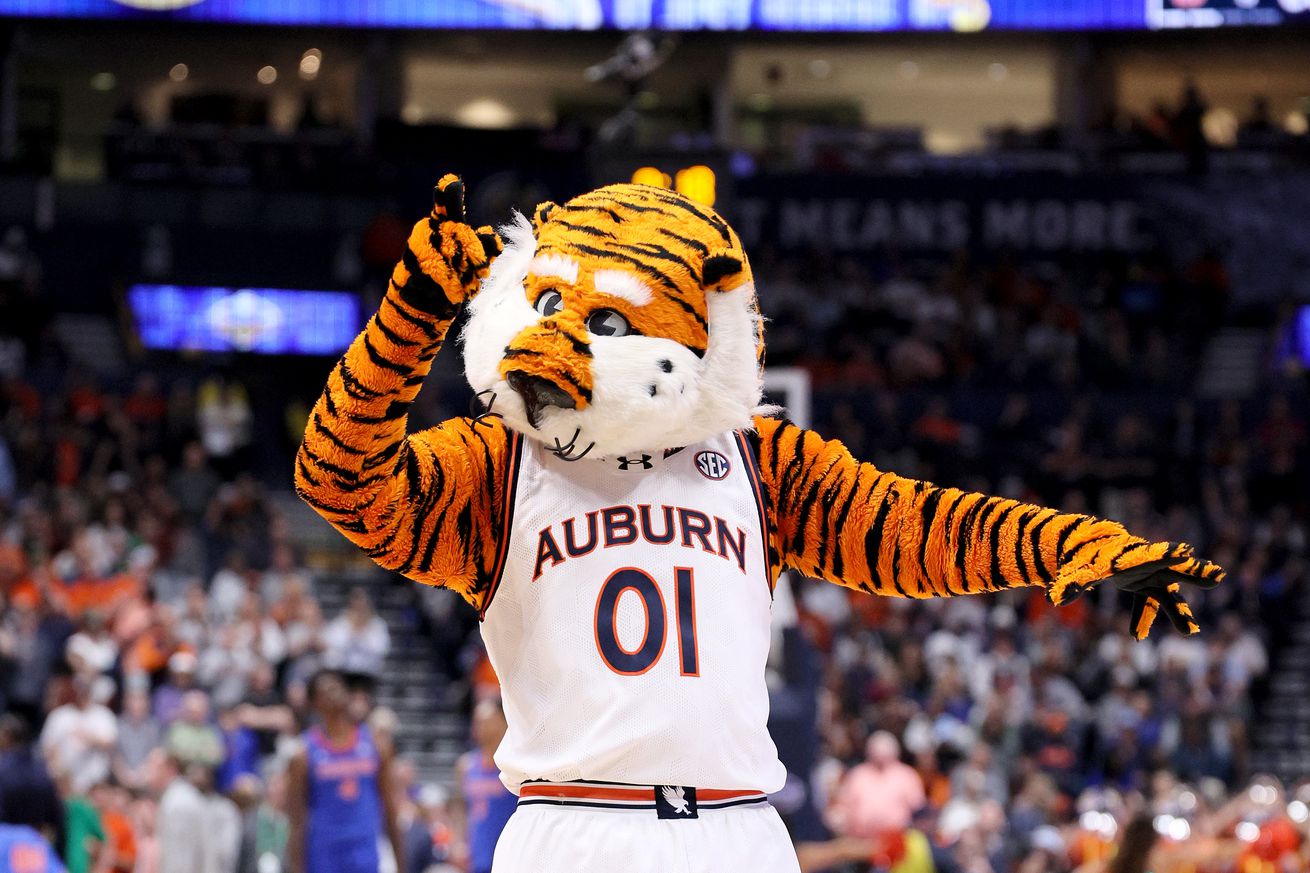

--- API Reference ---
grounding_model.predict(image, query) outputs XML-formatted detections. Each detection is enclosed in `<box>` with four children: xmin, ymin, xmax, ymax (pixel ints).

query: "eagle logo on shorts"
<box><xmin>660</xmin><ymin>786</ymin><xmax>690</xmax><ymax>815</ymax></box>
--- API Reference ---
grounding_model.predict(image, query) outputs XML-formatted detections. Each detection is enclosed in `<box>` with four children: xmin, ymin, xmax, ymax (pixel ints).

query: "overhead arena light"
<box><xmin>454</xmin><ymin>99</ymin><xmax>516</xmax><ymax>130</ymax></box>
<box><xmin>300</xmin><ymin>48</ymin><xmax>322</xmax><ymax>81</ymax></box>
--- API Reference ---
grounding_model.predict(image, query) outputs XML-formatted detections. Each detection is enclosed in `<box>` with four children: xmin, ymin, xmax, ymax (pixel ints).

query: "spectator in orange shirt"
<box><xmin>123</xmin><ymin>374</ymin><xmax>168</xmax><ymax>453</ymax></box>
<box><xmin>47</xmin><ymin>541</ymin><xmax>142</xmax><ymax>622</ymax></box>
<box><xmin>1</xmin><ymin>375</ymin><xmax>41</xmax><ymax>421</ymax></box>
<box><xmin>469</xmin><ymin>647</ymin><xmax>501</xmax><ymax>703</ymax></box>
<box><xmin>123</xmin><ymin>606</ymin><xmax>190</xmax><ymax>681</ymax></box>
<box><xmin>51</xmin><ymin>425</ymin><xmax>85</xmax><ymax>488</ymax></box>
<box><xmin>67</xmin><ymin>372</ymin><xmax>105</xmax><ymax>425</ymax></box>
<box><xmin>0</xmin><ymin>542</ymin><xmax>27</xmax><ymax>595</ymax></box>
<box><xmin>90</xmin><ymin>782</ymin><xmax>136</xmax><ymax>873</ymax></box>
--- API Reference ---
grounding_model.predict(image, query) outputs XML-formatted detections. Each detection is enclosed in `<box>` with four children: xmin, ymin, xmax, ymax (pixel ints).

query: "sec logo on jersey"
<box><xmin>695</xmin><ymin>450</ymin><xmax>731</xmax><ymax>481</ymax></box>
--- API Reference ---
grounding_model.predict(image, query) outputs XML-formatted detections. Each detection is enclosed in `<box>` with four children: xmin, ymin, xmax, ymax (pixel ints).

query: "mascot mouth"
<box><xmin>481</xmin><ymin>377</ymin><xmax>596</xmax><ymax>461</ymax></box>
<box><xmin>506</xmin><ymin>370</ymin><xmax>576</xmax><ymax>429</ymax></box>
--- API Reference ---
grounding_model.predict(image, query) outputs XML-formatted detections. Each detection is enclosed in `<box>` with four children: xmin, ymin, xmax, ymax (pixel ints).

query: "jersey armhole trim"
<box><xmin>479</xmin><ymin>430</ymin><xmax>524</xmax><ymax>621</ymax></box>
<box><xmin>733</xmin><ymin>430</ymin><xmax>775</xmax><ymax>596</ymax></box>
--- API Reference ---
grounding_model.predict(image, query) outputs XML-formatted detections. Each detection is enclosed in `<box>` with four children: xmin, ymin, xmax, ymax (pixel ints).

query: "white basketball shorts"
<box><xmin>491</xmin><ymin>781</ymin><xmax>801</xmax><ymax>873</ymax></box>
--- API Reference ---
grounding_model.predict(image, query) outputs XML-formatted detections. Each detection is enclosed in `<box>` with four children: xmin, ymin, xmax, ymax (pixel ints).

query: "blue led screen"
<box><xmin>128</xmin><ymin>285</ymin><xmax>362</xmax><ymax>356</ymax></box>
<box><xmin>0</xmin><ymin>0</ymin><xmax>1306</xmax><ymax>30</ymax></box>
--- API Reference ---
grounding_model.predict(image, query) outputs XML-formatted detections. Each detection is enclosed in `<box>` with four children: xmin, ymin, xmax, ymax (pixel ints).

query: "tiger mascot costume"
<box><xmin>297</xmin><ymin>175</ymin><xmax>1223</xmax><ymax>873</ymax></box>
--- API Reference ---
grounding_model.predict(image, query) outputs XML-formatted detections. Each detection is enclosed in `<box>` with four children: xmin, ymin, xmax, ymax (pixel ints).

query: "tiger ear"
<box><xmin>531</xmin><ymin>201</ymin><xmax>559</xmax><ymax>234</ymax></box>
<box><xmin>702</xmin><ymin>247</ymin><xmax>753</xmax><ymax>293</ymax></box>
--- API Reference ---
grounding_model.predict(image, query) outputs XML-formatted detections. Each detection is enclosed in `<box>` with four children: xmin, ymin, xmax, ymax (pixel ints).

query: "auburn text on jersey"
<box><xmin>534</xmin><ymin>504</ymin><xmax>750</xmax><ymax>579</ymax></box>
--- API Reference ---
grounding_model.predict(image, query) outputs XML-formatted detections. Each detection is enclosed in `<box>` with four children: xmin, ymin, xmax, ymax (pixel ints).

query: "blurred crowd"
<box><xmin>746</xmin><ymin>242</ymin><xmax>1308</xmax><ymax>872</ymax></box>
<box><xmin>1003</xmin><ymin>85</ymin><xmax>1310</xmax><ymax>163</ymax></box>
<box><xmin>0</xmin><ymin>148</ymin><xmax>1308</xmax><ymax>873</ymax></box>
<box><xmin>0</xmin><ymin>234</ymin><xmax>491</xmax><ymax>871</ymax></box>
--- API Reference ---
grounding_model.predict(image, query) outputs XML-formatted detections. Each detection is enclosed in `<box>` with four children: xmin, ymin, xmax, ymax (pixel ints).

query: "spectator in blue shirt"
<box><xmin>216</xmin><ymin>706</ymin><xmax>261</xmax><ymax>793</ymax></box>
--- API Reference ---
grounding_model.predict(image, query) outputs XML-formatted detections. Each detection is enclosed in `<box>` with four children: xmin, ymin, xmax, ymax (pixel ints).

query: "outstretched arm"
<box><xmin>748</xmin><ymin>417</ymin><xmax>1224</xmax><ymax>639</ymax></box>
<box><xmin>295</xmin><ymin>175</ymin><xmax>509</xmax><ymax>609</ymax></box>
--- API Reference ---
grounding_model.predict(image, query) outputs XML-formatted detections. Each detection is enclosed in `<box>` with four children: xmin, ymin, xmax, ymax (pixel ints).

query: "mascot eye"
<box><xmin>534</xmin><ymin>290</ymin><xmax>564</xmax><ymax>317</ymax></box>
<box><xmin>587</xmin><ymin>309</ymin><xmax>631</xmax><ymax>338</ymax></box>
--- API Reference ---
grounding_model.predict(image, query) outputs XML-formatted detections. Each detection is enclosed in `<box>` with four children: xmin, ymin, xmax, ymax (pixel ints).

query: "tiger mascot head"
<box><xmin>463</xmin><ymin>184</ymin><xmax>765</xmax><ymax>459</ymax></box>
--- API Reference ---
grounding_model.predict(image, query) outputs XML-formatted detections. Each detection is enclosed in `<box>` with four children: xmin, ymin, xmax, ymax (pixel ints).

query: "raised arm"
<box><xmin>747</xmin><ymin>417</ymin><xmax>1224</xmax><ymax>639</ymax></box>
<box><xmin>295</xmin><ymin>175</ymin><xmax>510</xmax><ymax>609</ymax></box>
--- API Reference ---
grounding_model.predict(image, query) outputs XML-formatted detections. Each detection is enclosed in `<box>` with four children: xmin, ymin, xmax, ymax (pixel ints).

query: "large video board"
<box><xmin>0</xmin><ymin>0</ymin><xmax>1305</xmax><ymax>30</ymax></box>
<box><xmin>128</xmin><ymin>285</ymin><xmax>362</xmax><ymax>355</ymax></box>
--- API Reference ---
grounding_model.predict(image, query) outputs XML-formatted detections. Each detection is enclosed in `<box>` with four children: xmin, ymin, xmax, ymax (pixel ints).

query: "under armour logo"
<box><xmin>617</xmin><ymin>454</ymin><xmax>653</xmax><ymax>470</ymax></box>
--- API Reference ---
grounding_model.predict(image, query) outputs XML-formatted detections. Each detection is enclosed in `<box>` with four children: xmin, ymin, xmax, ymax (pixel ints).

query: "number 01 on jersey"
<box><xmin>593</xmin><ymin>567</ymin><xmax>699</xmax><ymax>677</ymax></box>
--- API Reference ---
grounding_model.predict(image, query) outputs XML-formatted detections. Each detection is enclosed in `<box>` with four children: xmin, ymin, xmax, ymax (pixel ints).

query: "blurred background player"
<box><xmin>0</xmin><ymin>716</ymin><xmax>63</xmax><ymax>854</ymax></box>
<box><xmin>453</xmin><ymin>699</ymin><xmax>515</xmax><ymax>873</ymax></box>
<box><xmin>287</xmin><ymin>670</ymin><xmax>404</xmax><ymax>873</ymax></box>
<box><xmin>0</xmin><ymin>823</ymin><xmax>66</xmax><ymax>873</ymax></box>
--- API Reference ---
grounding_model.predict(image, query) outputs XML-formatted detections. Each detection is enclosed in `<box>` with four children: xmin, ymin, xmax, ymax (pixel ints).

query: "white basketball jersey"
<box><xmin>480</xmin><ymin>430</ymin><xmax>786</xmax><ymax>795</ymax></box>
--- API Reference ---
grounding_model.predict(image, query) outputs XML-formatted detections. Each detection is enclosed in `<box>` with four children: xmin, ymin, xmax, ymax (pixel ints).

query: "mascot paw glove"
<box><xmin>400</xmin><ymin>173</ymin><xmax>504</xmax><ymax>313</ymax></box>
<box><xmin>1046</xmin><ymin>536</ymin><xmax>1225</xmax><ymax>640</ymax></box>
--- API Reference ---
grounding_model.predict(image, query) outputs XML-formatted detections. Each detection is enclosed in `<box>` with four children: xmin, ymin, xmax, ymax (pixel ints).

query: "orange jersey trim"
<box><xmin>479</xmin><ymin>430</ymin><xmax>524</xmax><ymax>620</ymax></box>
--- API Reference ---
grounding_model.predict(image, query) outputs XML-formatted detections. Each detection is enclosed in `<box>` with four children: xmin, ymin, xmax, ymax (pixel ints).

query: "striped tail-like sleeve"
<box><xmin>748</xmin><ymin>416</ymin><xmax>1224</xmax><ymax>638</ymax></box>
<box><xmin>295</xmin><ymin>199</ymin><xmax>510</xmax><ymax>610</ymax></box>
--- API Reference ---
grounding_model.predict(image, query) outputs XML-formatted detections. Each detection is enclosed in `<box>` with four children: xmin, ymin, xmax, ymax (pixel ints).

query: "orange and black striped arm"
<box><xmin>747</xmin><ymin>417</ymin><xmax>1225</xmax><ymax>639</ymax></box>
<box><xmin>295</xmin><ymin>175</ymin><xmax>512</xmax><ymax>609</ymax></box>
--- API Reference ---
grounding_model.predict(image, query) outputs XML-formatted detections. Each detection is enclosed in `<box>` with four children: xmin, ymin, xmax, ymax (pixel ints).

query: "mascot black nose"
<box><xmin>507</xmin><ymin>371</ymin><xmax>576</xmax><ymax>429</ymax></box>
